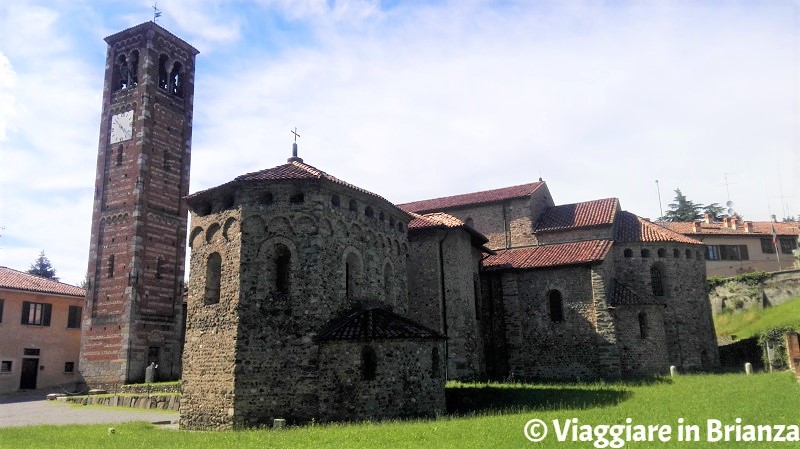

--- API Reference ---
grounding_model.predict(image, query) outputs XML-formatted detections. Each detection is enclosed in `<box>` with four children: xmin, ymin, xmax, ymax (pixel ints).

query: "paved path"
<box><xmin>0</xmin><ymin>391</ymin><xmax>178</xmax><ymax>428</ymax></box>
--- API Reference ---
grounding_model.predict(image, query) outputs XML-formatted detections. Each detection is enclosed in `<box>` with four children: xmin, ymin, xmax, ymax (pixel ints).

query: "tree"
<box><xmin>659</xmin><ymin>189</ymin><xmax>704</xmax><ymax>222</ymax></box>
<box><xmin>27</xmin><ymin>250</ymin><xmax>59</xmax><ymax>281</ymax></box>
<box><xmin>702</xmin><ymin>203</ymin><xmax>726</xmax><ymax>221</ymax></box>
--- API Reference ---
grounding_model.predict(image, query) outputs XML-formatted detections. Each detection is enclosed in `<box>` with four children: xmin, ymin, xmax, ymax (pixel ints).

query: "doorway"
<box><xmin>20</xmin><ymin>358</ymin><xmax>39</xmax><ymax>390</ymax></box>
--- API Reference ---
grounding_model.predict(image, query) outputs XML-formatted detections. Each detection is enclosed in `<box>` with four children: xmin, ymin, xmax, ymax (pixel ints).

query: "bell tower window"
<box><xmin>158</xmin><ymin>54</ymin><xmax>169</xmax><ymax>90</ymax></box>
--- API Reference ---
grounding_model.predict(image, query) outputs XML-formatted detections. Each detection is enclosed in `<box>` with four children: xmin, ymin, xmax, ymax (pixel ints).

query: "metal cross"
<box><xmin>291</xmin><ymin>127</ymin><xmax>300</xmax><ymax>143</ymax></box>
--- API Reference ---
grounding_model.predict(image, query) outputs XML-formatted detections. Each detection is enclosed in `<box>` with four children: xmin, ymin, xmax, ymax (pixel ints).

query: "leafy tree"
<box><xmin>27</xmin><ymin>250</ymin><xmax>59</xmax><ymax>281</ymax></box>
<box><xmin>702</xmin><ymin>203</ymin><xmax>726</xmax><ymax>221</ymax></box>
<box><xmin>659</xmin><ymin>189</ymin><xmax>705</xmax><ymax>222</ymax></box>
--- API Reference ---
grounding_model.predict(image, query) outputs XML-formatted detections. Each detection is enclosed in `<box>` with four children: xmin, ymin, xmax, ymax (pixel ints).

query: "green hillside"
<box><xmin>714</xmin><ymin>296</ymin><xmax>800</xmax><ymax>339</ymax></box>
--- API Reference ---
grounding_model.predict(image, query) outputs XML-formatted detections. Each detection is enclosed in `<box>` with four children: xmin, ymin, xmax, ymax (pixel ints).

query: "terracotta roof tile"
<box><xmin>408</xmin><ymin>212</ymin><xmax>467</xmax><ymax>230</ymax></box>
<box><xmin>398</xmin><ymin>182</ymin><xmax>544</xmax><ymax>213</ymax></box>
<box><xmin>535</xmin><ymin>198</ymin><xmax>619</xmax><ymax>232</ymax></box>
<box><xmin>614</xmin><ymin>211</ymin><xmax>702</xmax><ymax>244</ymax></box>
<box><xmin>662</xmin><ymin>221</ymin><xmax>800</xmax><ymax>237</ymax></box>
<box><xmin>316</xmin><ymin>305</ymin><xmax>444</xmax><ymax>342</ymax></box>
<box><xmin>0</xmin><ymin>267</ymin><xmax>85</xmax><ymax>297</ymax></box>
<box><xmin>482</xmin><ymin>240</ymin><xmax>612</xmax><ymax>271</ymax></box>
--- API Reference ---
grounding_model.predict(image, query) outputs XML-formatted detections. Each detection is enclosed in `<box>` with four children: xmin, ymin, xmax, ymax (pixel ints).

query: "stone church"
<box><xmin>81</xmin><ymin>22</ymin><xmax>718</xmax><ymax>431</ymax></box>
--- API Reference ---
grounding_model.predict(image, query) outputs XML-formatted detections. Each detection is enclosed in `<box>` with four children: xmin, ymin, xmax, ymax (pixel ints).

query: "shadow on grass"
<box><xmin>446</xmin><ymin>385</ymin><xmax>632</xmax><ymax>416</ymax></box>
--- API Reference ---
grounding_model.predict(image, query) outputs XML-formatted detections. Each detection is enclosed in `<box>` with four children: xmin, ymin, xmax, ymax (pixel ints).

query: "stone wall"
<box><xmin>612</xmin><ymin>305</ymin><xmax>669</xmax><ymax>376</ymax></box>
<box><xmin>709</xmin><ymin>269</ymin><xmax>800</xmax><ymax>315</ymax></box>
<box><xmin>534</xmin><ymin>226</ymin><xmax>614</xmax><ymax>245</ymax></box>
<box><xmin>407</xmin><ymin>227</ymin><xmax>484</xmax><ymax>379</ymax></box>
<box><xmin>317</xmin><ymin>340</ymin><xmax>445</xmax><ymax>421</ymax></box>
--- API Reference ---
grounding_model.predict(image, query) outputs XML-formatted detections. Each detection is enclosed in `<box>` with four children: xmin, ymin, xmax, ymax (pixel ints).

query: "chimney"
<box><xmin>744</xmin><ymin>221</ymin><xmax>753</xmax><ymax>233</ymax></box>
<box><xmin>692</xmin><ymin>221</ymin><xmax>701</xmax><ymax>233</ymax></box>
<box><xmin>722</xmin><ymin>217</ymin><xmax>729</xmax><ymax>228</ymax></box>
<box><xmin>771</xmin><ymin>214</ymin><xmax>778</xmax><ymax>223</ymax></box>
<box><xmin>731</xmin><ymin>218</ymin><xmax>739</xmax><ymax>230</ymax></box>
<box><xmin>705</xmin><ymin>212</ymin><xmax>714</xmax><ymax>224</ymax></box>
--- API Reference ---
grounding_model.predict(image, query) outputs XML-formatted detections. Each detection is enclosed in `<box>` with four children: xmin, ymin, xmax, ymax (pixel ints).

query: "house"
<box><xmin>0</xmin><ymin>267</ymin><xmax>85</xmax><ymax>393</ymax></box>
<box><xmin>662</xmin><ymin>215</ymin><xmax>800</xmax><ymax>277</ymax></box>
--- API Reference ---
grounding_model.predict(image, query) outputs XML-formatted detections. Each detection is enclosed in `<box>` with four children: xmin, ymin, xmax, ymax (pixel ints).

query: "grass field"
<box><xmin>1</xmin><ymin>372</ymin><xmax>799</xmax><ymax>448</ymax></box>
<box><xmin>714</xmin><ymin>296</ymin><xmax>800</xmax><ymax>339</ymax></box>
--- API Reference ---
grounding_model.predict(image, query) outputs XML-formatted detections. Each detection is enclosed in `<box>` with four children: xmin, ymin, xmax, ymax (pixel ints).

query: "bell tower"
<box><xmin>81</xmin><ymin>22</ymin><xmax>199</xmax><ymax>387</ymax></box>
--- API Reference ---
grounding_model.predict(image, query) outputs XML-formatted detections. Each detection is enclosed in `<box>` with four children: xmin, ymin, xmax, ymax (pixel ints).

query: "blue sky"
<box><xmin>1</xmin><ymin>0</ymin><xmax>798</xmax><ymax>285</ymax></box>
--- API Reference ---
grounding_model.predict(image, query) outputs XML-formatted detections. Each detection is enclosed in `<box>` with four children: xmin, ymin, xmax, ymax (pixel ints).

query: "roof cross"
<box><xmin>291</xmin><ymin>127</ymin><xmax>300</xmax><ymax>143</ymax></box>
<box><xmin>288</xmin><ymin>127</ymin><xmax>303</xmax><ymax>163</ymax></box>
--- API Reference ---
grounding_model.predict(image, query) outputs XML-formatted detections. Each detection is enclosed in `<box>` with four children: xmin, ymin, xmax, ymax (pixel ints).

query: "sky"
<box><xmin>0</xmin><ymin>0</ymin><xmax>798</xmax><ymax>286</ymax></box>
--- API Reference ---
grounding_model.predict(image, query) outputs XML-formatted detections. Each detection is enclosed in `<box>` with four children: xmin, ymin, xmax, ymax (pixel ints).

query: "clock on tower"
<box><xmin>81</xmin><ymin>22</ymin><xmax>199</xmax><ymax>388</ymax></box>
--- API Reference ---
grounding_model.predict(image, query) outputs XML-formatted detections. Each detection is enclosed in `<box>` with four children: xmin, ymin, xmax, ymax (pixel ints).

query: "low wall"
<box><xmin>710</xmin><ymin>269</ymin><xmax>800</xmax><ymax>314</ymax></box>
<box><xmin>57</xmin><ymin>394</ymin><xmax>180</xmax><ymax>411</ymax></box>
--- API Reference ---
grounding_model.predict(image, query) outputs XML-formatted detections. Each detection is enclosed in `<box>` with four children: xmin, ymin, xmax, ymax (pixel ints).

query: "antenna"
<box><xmin>723</xmin><ymin>172</ymin><xmax>736</xmax><ymax>202</ymax></box>
<box><xmin>655</xmin><ymin>179</ymin><xmax>663</xmax><ymax>218</ymax></box>
<box><xmin>153</xmin><ymin>2</ymin><xmax>162</xmax><ymax>23</ymax></box>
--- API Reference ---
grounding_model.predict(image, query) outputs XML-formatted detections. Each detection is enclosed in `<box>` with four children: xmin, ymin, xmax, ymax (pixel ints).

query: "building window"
<box><xmin>650</xmin><ymin>267</ymin><xmax>664</xmax><ymax>297</ymax></box>
<box><xmin>0</xmin><ymin>298</ymin><xmax>4</xmax><ymax>323</ymax></box>
<box><xmin>638</xmin><ymin>312</ymin><xmax>648</xmax><ymax>339</ymax></box>
<box><xmin>204</xmin><ymin>252</ymin><xmax>222</xmax><ymax>305</ymax></box>
<box><xmin>673</xmin><ymin>248</ymin><xmax>680</xmax><ymax>258</ymax></box>
<box><xmin>706</xmin><ymin>245</ymin><xmax>720</xmax><ymax>260</ymax></box>
<box><xmin>275</xmin><ymin>245</ymin><xmax>291</xmax><ymax>295</ymax></box>
<box><xmin>780</xmin><ymin>238</ymin><xmax>797</xmax><ymax>255</ymax></box>
<box><xmin>0</xmin><ymin>361</ymin><xmax>11</xmax><ymax>373</ymax></box>
<box><xmin>361</xmin><ymin>346</ymin><xmax>377</xmax><ymax>381</ymax></box>
<box><xmin>261</xmin><ymin>192</ymin><xmax>274</xmax><ymax>206</ymax></box>
<box><xmin>641</xmin><ymin>249</ymin><xmax>650</xmax><ymax>258</ymax></box>
<box><xmin>64</xmin><ymin>362</ymin><xmax>75</xmax><ymax>373</ymax></box>
<box><xmin>623</xmin><ymin>249</ymin><xmax>633</xmax><ymax>258</ymax></box>
<box><xmin>548</xmin><ymin>290</ymin><xmax>564</xmax><ymax>323</ymax></box>
<box><xmin>67</xmin><ymin>306</ymin><xmax>82</xmax><ymax>329</ymax></box>
<box><xmin>365</xmin><ymin>206</ymin><xmax>374</xmax><ymax>218</ymax></box>
<box><xmin>331</xmin><ymin>194</ymin><xmax>340</xmax><ymax>207</ymax></box>
<box><xmin>290</xmin><ymin>192</ymin><xmax>304</xmax><ymax>204</ymax></box>
<box><xmin>431</xmin><ymin>347</ymin><xmax>441</xmax><ymax>378</ymax></box>
<box><xmin>657</xmin><ymin>248</ymin><xmax>666</xmax><ymax>258</ymax></box>
<box><xmin>349</xmin><ymin>199</ymin><xmax>358</xmax><ymax>212</ymax></box>
<box><xmin>398</xmin><ymin>222</ymin><xmax>404</xmax><ymax>232</ymax></box>
<box><xmin>156</xmin><ymin>256</ymin><xmax>164</xmax><ymax>280</ymax></box>
<box><xmin>379</xmin><ymin>211</ymin><xmax>385</xmax><ymax>221</ymax></box>
<box><xmin>761</xmin><ymin>238</ymin><xmax>775</xmax><ymax>254</ymax></box>
<box><xmin>23</xmin><ymin>348</ymin><xmax>40</xmax><ymax>356</ymax></box>
<box><xmin>707</xmin><ymin>244</ymin><xmax>749</xmax><ymax>261</ymax></box>
<box><xmin>107</xmin><ymin>254</ymin><xmax>115</xmax><ymax>278</ymax></box>
<box><xmin>21</xmin><ymin>302</ymin><xmax>51</xmax><ymax>326</ymax></box>
<box><xmin>158</xmin><ymin>54</ymin><xmax>169</xmax><ymax>89</ymax></box>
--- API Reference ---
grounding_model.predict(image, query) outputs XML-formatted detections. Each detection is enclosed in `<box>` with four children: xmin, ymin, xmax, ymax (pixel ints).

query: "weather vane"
<box><xmin>153</xmin><ymin>2</ymin><xmax>162</xmax><ymax>23</ymax></box>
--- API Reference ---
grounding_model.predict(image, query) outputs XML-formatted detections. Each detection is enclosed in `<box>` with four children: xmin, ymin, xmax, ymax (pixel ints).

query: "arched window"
<box><xmin>158</xmin><ymin>54</ymin><xmax>169</xmax><ymax>90</ymax></box>
<box><xmin>128</xmin><ymin>50</ymin><xmax>139</xmax><ymax>87</ymax></box>
<box><xmin>379</xmin><ymin>211</ymin><xmax>385</xmax><ymax>221</ymax></box>
<box><xmin>261</xmin><ymin>192</ymin><xmax>273</xmax><ymax>206</ymax></box>
<box><xmin>349</xmin><ymin>199</ymin><xmax>358</xmax><ymax>212</ymax></box>
<box><xmin>275</xmin><ymin>245</ymin><xmax>291</xmax><ymax>295</ymax></box>
<box><xmin>657</xmin><ymin>248</ymin><xmax>666</xmax><ymax>258</ymax></box>
<box><xmin>290</xmin><ymin>192</ymin><xmax>304</xmax><ymax>204</ymax></box>
<box><xmin>107</xmin><ymin>254</ymin><xmax>115</xmax><ymax>278</ymax></box>
<box><xmin>116</xmin><ymin>54</ymin><xmax>129</xmax><ymax>90</ymax></box>
<box><xmin>431</xmin><ymin>347</ymin><xmax>441</xmax><ymax>378</ymax></box>
<box><xmin>650</xmin><ymin>267</ymin><xmax>664</xmax><ymax>297</ymax></box>
<box><xmin>638</xmin><ymin>312</ymin><xmax>648</xmax><ymax>339</ymax></box>
<box><xmin>548</xmin><ymin>290</ymin><xmax>564</xmax><ymax>322</ymax></box>
<box><xmin>331</xmin><ymin>194</ymin><xmax>340</xmax><ymax>207</ymax></box>
<box><xmin>398</xmin><ymin>222</ymin><xmax>404</xmax><ymax>232</ymax></box>
<box><xmin>685</xmin><ymin>249</ymin><xmax>692</xmax><ymax>259</ymax></box>
<box><xmin>641</xmin><ymin>249</ymin><xmax>650</xmax><ymax>258</ymax></box>
<box><xmin>673</xmin><ymin>249</ymin><xmax>680</xmax><ymax>258</ymax></box>
<box><xmin>389</xmin><ymin>217</ymin><xmax>395</xmax><ymax>227</ymax></box>
<box><xmin>361</xmin><ymin>346</ymin><xmax>377</xmax><ymax>381</ymax></box>
<box><xmin>204</xmin><ymin>252</ymin><xmax>222</xmax><ymax>305</ymax></box>
<box><xmin>169</xmin><ymin>61</ymin><xmax>183</xmax><ymax>97</ymax></box>
<box><xmin>623</xmin><ymin>248</ymin><xmax>633</xmax><ymax>258</ymax></box>
<box><xmin>365</xmin><ymin>206</ymin><xmax>374</xmax><ymax>218</ymax></box>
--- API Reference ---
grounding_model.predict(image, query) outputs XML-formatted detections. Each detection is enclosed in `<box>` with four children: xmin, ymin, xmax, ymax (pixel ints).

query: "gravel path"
<box><xmin>0</xmin><ymin>391</ymin><xmax>178</xmax><ymax>428</ymax></box>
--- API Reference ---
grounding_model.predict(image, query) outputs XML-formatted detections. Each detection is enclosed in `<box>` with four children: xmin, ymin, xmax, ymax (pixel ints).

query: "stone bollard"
<box><xmin>145</xmin><ymin>362</ymin><xmax>157</xmax><ymax>383</ymax></box>
<box><xmin>273</xmin><ymin>419</ymin><xmax>286</xmax><ymax>430</ymax></box>
<box><xmin>670</xmin><ymin>365</ymin><xmax>678</xmax><ymax>376</ymax></box>
<box><xmin>745</xmin><ymin>362</ymin><xmax>753</xmax><ymax>375</ymax></box>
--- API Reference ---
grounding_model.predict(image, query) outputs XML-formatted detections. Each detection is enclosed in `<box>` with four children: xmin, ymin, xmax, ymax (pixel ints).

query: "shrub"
<box><xmin>758</xmin><ymin>326</ymin><xmax>797</xmax><ymax>371</ymax></box>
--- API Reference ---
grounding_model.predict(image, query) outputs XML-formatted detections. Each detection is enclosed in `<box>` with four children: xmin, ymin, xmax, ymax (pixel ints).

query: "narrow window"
<box><xmin>705</xmin><ymin>245</ymin><xmax>719</xmax><ymax>260</ymax></box>
<box><xmin>673</xmin><ymin>249</ymin><xmax>680</xmax><ymax>258</ymax></box>
<box><xmin>116</xmin><ymin>145</ymin><xmax>123</xmax><ymax>166</ymax></box>
<box><xmin>0</xmin><ymin>361</ymin><xmax>11</xmax><ymax>373</ymax></box>
<box><xmin>163</xmin><ymin>149</ymin><xmax>171</xmax><ymax>172</ymax></box>
<box><xmin>361</xmin><ymin>346</ymin><xmax>377</xmax><ymax>381</ymax></box>
<box><xmin>148</xmin><ymin>346</ymin><xmax>160</xmax><ymax>366</ymax></box>
<box><xmin>657</xmin><ymin>248</ymin><xmax>666</xmax><ymax>258</ymax></box>
<box><xmin>67</xmin><ymin>306</ymin><xmax>82</xmax><ymax>329</ymax></box>
<box><xmin>107</xmin><ymin>254</ymin><xmax>115</xmax><ymax>278</ymax></box>
<box><xmin>638</xmin><ymin>312</ymin><xmax>648</xmax><ymax>339</ymax></box>
<box><xmin>128</xmin><ymin>50</ymin><xmax>139</xmax><ymax>87</ymax></box>
<box><xmin>389</xmin><ymin>217</ymin><xmax>395</xmax><ymax>227</ymax></box>
<box><xmin>349</xmin><ymin>199</ymin><xmax>358</xmax><ymax>212</ymax></box>
<box><xmin>64</xmin><ymin>362</ymin><xmax>75</xmax><ymax>373</ymax></box>
<box><xmin>431</xmin><ymin>347</ymin><xmax>441</xmax><ymax>378</ymax></box>
<box><xmin>0</xmin><ymin>298</ymin><xmax>4</xmax><ymax>323</ymax></box>
<box><xmin>158</xmin><ymin>54</ymin><xmax>169</xmax><ymax>90</ymax></box>
<box><xmin>365</xmin><ymin>206</ymin><xmax>374</xmax><ymax>218</ymax></box>
<box><xmin>623</xmin><ymin>248</ymin><xmax>633</xmax><ymax>258</ymax></box>
<box><xmin>261</xmin><ymin>192</ymin><xmax>273</xmax><ymax>206</ymax></box>
<box><xmin>156</xmin><ymin>256</ymin><xmax>164</xmax><ymax>280</ymax></box>
<box><xmin>169</xmin><ymin>61</ymin><xmax>183</xmax><ymax>97</ymax></box>
<box><xmin>398</xmin><ymin>222</ymin><xmax>404</xmax><ymax>232</ymax></box>
<box><xmin>116</xmin><ymin>54</ymin><xmax>129</xmax><ymax>90</ymax></box>
<box><xmin>290</xmin><ymin>192</ymin><xmax>304</xmax><ymax>204</ymax></box>
<box><xmin>275</xmin><ymin>245</ymin><xmax>291</xmax><ymax>295</ymax></box>
<box><xmin>204</xmin><ymin>252</ymin><xmax>222</xmax><ymax>305</ymax></box>
<box><xmin>331</xmin><ymin>194</ymin><xmax>340</xmax><ymax>207</ymax></box>
<box><xmin>549</xmin><ymin>290</ymin><xmax>564</xmax><ymax>323</ymax></box>
<box><xmin>685</xmin><ymin>249</ymin><xmax>693</xmax><ymax>259</ymax></box>
<box><xmin>641</xmin><ymin>249</ymin><xmax>650</xmax><ymax>258</ymax></box>
<box><xmin>650</xmin><ymin>267</ymin><xmax>664</xmax><ymax>297</ymax></box>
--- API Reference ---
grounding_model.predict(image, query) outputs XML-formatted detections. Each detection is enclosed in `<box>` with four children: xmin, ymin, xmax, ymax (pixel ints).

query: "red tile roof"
<box><xmin>0</xmin><ymin>267</ymin><xmax>85</xmax><ymax>297</ymax></box>
<box><xmin>316</xmin><ymin>305</ymin><xmax>444</xmax><ymax>341</ymax></box>
<box><xmin>614</xmin><ymin>211</ymin><xmax>702</xmax><ymax>244</ymax></box>
<box><xmin>482</xmin><ymin>240</ymin><xmax>612</xmax><ymax>271</ymax></box>
<box><xmin>398</xmin><ymin>182</ymin><xmax>544</xmax><ymax>213</ymax></box>
<box><xmin>188</xmin><ymin>160</ymin><xmax>408</xmax><ymax>215</ymax></box>
<box><xmin>408</xmin><ymin>212</ymin><xmax>491</xmax><ymax>248</ymax></box>
<box><xmin>535</xmin><ymin>198</ymin><xmax>619</xmax><ymax>232</ymax></box>
<box><xmin>662</xmin><ymin>221</ymin><xmax>800</xmax><ymax>237</ymax></box>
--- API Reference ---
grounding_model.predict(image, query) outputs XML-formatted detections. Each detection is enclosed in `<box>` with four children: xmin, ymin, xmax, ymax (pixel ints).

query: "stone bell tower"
<box><xmin>80</xmin><ymin>22</ymin><xmax>199</xmax><ymax>387</ymax></box>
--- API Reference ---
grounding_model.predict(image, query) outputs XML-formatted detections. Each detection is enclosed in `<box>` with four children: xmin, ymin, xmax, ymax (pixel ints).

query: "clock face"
<box><xmin>109</xmin><ymin>110</ymin><xmax>134</xmax><ymax>144</ymax></box>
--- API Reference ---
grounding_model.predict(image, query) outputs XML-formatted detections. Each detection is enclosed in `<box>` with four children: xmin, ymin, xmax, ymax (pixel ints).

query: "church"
<box><xmin>79</xmin><ymin>21</ymin><xmax>718</xmax><ymax>431</ymax></box>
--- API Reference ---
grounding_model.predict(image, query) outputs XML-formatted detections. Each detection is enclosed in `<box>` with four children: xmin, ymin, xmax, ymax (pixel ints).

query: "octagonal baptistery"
<box><xmin>181</xmin><ymin>157</ymin><xmax>446</xmax><ymax>430</ymax></box>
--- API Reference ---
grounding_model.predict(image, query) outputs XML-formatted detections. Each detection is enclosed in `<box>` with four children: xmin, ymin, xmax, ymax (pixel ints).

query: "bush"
<box><xmin>758</xmin><ymin>326</ymin><xmax>796</xmax><ymax>371</ymax></box>
<box><xmin>707</xmin><ymin>271</ymin><xmax>773</xmax><ymax>290</ymax></box>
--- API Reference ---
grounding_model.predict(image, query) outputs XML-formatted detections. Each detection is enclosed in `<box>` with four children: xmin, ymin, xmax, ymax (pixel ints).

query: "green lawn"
<box><xmin>714</xmin><ymin>296</ymin><xmax>800</xmax><ymax>339</ymax></box>
<box><xmin>2</xmin><ymin>372</ymin><xmax>799</xmax><ymax>448</ymax></box>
